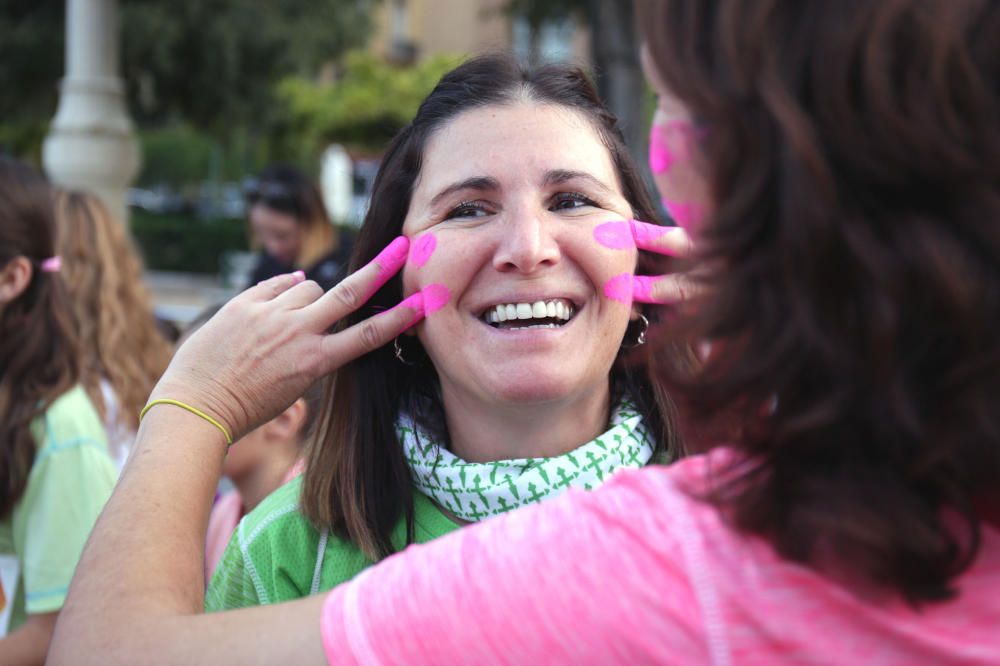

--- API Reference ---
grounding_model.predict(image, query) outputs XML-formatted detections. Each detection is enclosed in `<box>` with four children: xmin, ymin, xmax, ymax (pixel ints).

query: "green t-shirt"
<box><xmin>205</xmin><ymin>476</ymin><xmax>460</xmax><ymax>611</ymax></box>
<box><xmin>0</xmin><ymin>385</ymin><xmax>116</xmax><ymax>634</ymax></box>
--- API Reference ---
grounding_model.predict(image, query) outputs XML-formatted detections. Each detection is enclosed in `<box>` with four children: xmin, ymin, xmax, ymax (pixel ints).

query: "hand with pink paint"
<box><xmin>596</xmin><ymin>218</ymin><xmax>698</xmax><ymax>305</ymax></box>
<box><xmin>150</xmin><ymin>236</ymin><xmax>430</xmax><ymax>442</ymax></box>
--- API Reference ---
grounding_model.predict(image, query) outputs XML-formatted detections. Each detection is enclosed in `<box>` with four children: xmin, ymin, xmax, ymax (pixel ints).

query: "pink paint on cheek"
<box><xmin>593</xmin><ymin>220</ymin><xmax>635</xmax><ymax>249</ymax></box>
<box><xmin>662</xmin><ymin>200</ymin><xmax>705</xmax><ymax>232</ymax></box>
<box><xmin>409</xmin><ymin>233</ymin><xmax>437</xmax><ymax>268</ymax></box>
<box><xmin>421</xmin><ymin>283</ymin><xmax>450</xmax><ymax>315</ymax></box>
<box><xmin>648</xmin><ymin>124</ymin><xmax>674</xmax><ymax>175</ymax></box>
<box><xmin>603</xmin><ymin>273</ymin><xmax>634</xmax><ymax>304</ymax></box>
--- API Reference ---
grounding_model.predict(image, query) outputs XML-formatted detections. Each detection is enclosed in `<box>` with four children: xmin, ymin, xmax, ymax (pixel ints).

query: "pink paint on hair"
<box><xmin>603</xmin><ymin>273</ymin><xmax>634</xmax><ymax>304</ymax></box>
<box><xmin>387</xmin><ymin>290</ymin><xmax>426</xmax><ymax>332</ymax></box>
<box><xmin>593</xmin><ymin>220</ymin><xmax>635</xmax><ymax>249</ymax></box>
<box><xmin>409</xmin><ymin>233</ymin><xmax>437</xmax><ymax>268</ymax></box>
<box><xmin>662</xmin><ymin>200</ymin><xmax>705</xmax><ymax>232</ymax></box>
<box><xmin>421</xmin><ymin>283</ymin><xmax>450</xmax><ymax>315</ymax></box>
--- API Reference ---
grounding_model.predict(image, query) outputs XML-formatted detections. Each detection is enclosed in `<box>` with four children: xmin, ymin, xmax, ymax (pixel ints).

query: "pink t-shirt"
<box><xmin>320</xmin><ymin>451</ymin><xmax>1000</xmax><ymax>664</ymax></box>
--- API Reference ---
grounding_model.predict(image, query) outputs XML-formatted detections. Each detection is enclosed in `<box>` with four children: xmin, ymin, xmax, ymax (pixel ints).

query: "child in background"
<box><xmin>53</xmin><ymin>189</ymin><xmax>173</xmax><ymax>471</ymax></box>
<box><xmin>0</xmin><ymin>159</ymin><xmax>116</xmax><ymax>664</ymax></box>
<box><xmin>180</xmin><ymin>307</ymin><xmax>316</xmax><ymax>580</ymax></box>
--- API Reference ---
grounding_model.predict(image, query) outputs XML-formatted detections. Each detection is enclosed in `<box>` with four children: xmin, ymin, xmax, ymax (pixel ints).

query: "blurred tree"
<box><xmin>0</xmin><ymin>0</ymin><xmax>374</xmax><ymax>157</ymax></box>
<box><xmin>121</xmin><ymin>0</ymin><xmax>375</xmax><ymax>135</ymax></box>
<box><xmin>274</xmin><ymin>51</ymin><xmax>460</xmax><ymax>157</ymax></box>
<box><xmin>0</xmin><ymin>0</ymin><xmax>64</xmax><ymax>158</ymax></box>
<box><xmin>506</xmin><ymin>0</ymin><xmax>647</xmax><ymax>166</ymax></box>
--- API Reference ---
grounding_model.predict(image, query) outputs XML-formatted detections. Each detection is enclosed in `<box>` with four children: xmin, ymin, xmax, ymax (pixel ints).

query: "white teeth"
<box><xmin>483</xmin><ymin>299</ymin><xmax>576</xmax><ymax>326</ymax></box>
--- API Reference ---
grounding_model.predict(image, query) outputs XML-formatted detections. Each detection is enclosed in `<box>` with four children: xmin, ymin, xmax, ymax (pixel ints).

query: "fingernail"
<box><xmin>390</xmin><ymin>291</ymin><xmax>425</xmax><ymax>332</ymax></box>
<box><xmin>421</xmin><ymin>283</ymin><xmax>450</xmax><ymax>315</ymax></box>
<box><xmin>292</xmin><ymin>270</ymin><xmax>306</xmax><ymax>282</ymax></box>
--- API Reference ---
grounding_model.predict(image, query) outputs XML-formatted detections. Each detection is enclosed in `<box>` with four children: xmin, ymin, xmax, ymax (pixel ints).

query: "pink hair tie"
<box><xmin>40</xmin><ymin>256</ymin><xmax>62</xmax><ymax>273</ymax></box>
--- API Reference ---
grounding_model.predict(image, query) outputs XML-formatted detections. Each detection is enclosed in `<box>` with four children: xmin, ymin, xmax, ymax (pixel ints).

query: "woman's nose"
<box><xmin>491</xmin><ymin>209</ymin><xmax>561</xmax><ymax>274</ymax></box>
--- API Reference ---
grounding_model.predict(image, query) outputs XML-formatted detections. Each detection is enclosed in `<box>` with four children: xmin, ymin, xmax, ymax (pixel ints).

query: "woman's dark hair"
<box><xmin>245</xmin><ymin>163</ymin><xmax>336</xmax><ymax>268</ymax></box>
<box><xmin>301</xmin><ymin>53</ymin><xmax>684</xmax><ymax>559</ymax></box>
<box><xmin>637</xmin><ymin>0</ymin><xmax>1000</xmax><ymax>603</ymax></box>
<box><xmin>0</xmin><ymin>159</ymin><xmax>81</xmax><ymax>517</ymax></box>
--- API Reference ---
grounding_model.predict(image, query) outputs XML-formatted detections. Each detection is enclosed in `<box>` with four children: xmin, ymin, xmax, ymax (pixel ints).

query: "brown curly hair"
<box><xmin>0</xmin><ymin>160</ymin><xmax>81</xmax><ymax>517</ymax></box>
<box><xmin>637</xmin><ymin>0</ymin><xmax>1000</xmax><ymax>604</ymax></box>
<box><xmin>54</xmin><ymin>190</ymin><xmax>172</xmax><ymax>445</ymax></box>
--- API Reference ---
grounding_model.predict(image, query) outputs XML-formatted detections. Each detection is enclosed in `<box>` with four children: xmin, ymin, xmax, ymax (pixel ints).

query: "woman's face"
<box><xmin>641</xmin><ymin>46</ymin><xmax>712</xmax><ymax>233</ymax></box>
<box><xmin>401</xmin><ymin>103</ymin><xmax>638</xmax><ymax>407</ymax></box>
<box><xmin>249</xmin><ymin>204</ymin><xmax>302</xmax><ymax>265</ymax></box>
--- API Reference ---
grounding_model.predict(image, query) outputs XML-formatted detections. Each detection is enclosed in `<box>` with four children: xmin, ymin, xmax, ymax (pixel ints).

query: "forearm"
<box><xmin>49</xmin><ymin>407</ymin><xmax>226</xmax><ymax>663</ymax></box>
<box><xmin>0</xmin><ymin>612</ymin><xmax>57</xmax><ymax>666</ymax></box>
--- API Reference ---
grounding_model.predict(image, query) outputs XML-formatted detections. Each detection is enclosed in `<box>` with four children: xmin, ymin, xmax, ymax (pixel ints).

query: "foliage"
<box><xmin>121</xmin><ymin>0</ymin><xmax>375</xmax><ymax>135</ymax></box>
<box><xmin>130</xmin><ymin>209</ymin><xmax>248</xmax><ymax>274</ymax></box>
<box><xmin>274</xmin><ymin>51</ymin><xmax>461</xmax><ymax>155</ymax></box>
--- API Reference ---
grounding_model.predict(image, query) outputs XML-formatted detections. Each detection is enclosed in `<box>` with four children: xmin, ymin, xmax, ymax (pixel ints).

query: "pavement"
<box><xmin>145</xmin><ymin>270</ymin><xmax>238</xmax><ymax>329</ymax></box>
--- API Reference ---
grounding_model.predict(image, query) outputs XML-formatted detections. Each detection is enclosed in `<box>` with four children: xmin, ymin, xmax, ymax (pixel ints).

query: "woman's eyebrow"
<box><xmin>544</xmin><ymin>169</ymin><xmax>616</xmax><ymax>198</ymax></box>
<box><xmin>429</xmin><ymin>176</ymin><xmax>500</xmax><ymax>207</ymax></box>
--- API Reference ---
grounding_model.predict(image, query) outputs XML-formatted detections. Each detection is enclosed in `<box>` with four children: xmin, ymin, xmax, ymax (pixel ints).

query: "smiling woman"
<box><xmin>204</xmin><ymin>54</ymin><xmax>691</xmax><ymax>612</ymax></box>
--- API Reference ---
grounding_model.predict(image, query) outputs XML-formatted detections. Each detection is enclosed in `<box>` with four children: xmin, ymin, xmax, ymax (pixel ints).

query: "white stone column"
<box><xmin>43</xmin><ymin>0</ymin><xmax>140</xmax><ymax>224</ymax></box>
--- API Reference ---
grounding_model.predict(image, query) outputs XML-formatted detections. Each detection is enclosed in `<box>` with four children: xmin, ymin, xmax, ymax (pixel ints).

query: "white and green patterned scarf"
<box><xmin>398</xmin><ymin>397</ymin><xmax>655</xmax><ymax>522</ymax></box>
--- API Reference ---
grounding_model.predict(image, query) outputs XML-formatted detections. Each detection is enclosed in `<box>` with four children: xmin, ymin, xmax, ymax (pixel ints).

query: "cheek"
<box><xmin>649</xmin><ymin>120</ymin><xmax>711</xmax><ymax>232</ymax></box>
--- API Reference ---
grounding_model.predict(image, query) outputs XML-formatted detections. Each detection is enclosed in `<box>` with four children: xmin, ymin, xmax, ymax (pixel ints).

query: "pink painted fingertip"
<box><xmin>593</xmin><ymin>220</ymin><xmax>635</xmax><ymax>250</ymax></box>
<box><xmin>629</xmin><ymin>219</ymin><xmax>671</xmax><ymax>248</ymax></box>
<box><xmin>409</xmin><ymin>233</ymin><xmax>437</xmax><ymax>268</ymax></box>
<box><xmin>373</xmin><ymin>236</ymin><xmax>411</xmax><ymax>273</ymax></box>
<box><xmin>421</xmin><ymin>283</ymin><xmax>450</xmax><ymax>315</ymax></box>
<box><xmin>391</xmin><ymin>291</ymin><xmax>426</xmax><ymax>332</ymax></box>
<box><xmin>632</xmin><ymin>275</ymin><xmax>660</xmax><ymax>303</ymax></box>
<box><xmin>603</xmin><ymin>273</ymin><xmax>634</xmax><ymax>304</ymax></box>
<box><xmin>292</xmin><ymin>270</ymin><xmax>306</xmax><ymax>282</ymax></box>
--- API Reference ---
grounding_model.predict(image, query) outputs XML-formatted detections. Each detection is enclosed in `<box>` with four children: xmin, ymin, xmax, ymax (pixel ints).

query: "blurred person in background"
<box><xmin>0</xmin><ymin>160</ymin><xmax>116</xmax><ymax>665</ymax></box>
<box><xmin>54</xmin><ymin>189</ymin><xmax>173</xmax><ymax>471</ymax></box>
<box><xmin>180</xmin><ymin>305</ymin><xmax>316</xmax><ymax>581</ymax></box>
<box><xmin>245</xmin><ymin>164</ymin><xmax>353</xmax><ymax>291</ymax></box>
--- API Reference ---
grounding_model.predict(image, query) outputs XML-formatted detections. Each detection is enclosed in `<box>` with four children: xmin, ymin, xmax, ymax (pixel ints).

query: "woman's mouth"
<box><xmin>480</xmin><ymin>298</ymin><xmax>576</xmax><ymax>330</ymax></box>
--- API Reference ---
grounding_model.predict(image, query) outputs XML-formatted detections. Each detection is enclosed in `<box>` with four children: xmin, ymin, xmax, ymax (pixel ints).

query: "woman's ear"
<box><xmin>0</xmin><ymin>256</ymin><xmax>33</xmax><ymax>306</ymax></box>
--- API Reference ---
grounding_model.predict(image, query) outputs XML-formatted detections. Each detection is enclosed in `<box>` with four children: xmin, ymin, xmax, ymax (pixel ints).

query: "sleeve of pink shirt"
<box><xmin>318</xmin><ymin>467</ymin><xmax>710</xmax><ymax>664</ymax></box>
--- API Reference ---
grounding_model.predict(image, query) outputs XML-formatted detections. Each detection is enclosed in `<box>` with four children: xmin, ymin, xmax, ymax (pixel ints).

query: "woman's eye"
<box><xmin>444</xmin><ymin>201</ymin><xmax>492</xmax><ymax>220</ymax></box>
<box><xmin>550</xmin><ymin>192</ymin><xmax>598</xmax><ymax>211</ymax></box>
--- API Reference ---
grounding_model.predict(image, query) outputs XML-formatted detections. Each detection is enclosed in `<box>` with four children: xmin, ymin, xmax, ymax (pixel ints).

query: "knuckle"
<box><xmin>358</xmin><ymin>319</ymin><xmax>384</xmax><ymax>353</ymax></box>
<box><xmin>331</xmin><ymin>280</ymin><xmax>362</xmax><ymax>310</ymax></box>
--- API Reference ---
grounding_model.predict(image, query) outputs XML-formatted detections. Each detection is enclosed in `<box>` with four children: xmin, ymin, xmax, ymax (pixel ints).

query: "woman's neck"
<box><xmin>442</xmin><ymin>384</ymin><xmax>612</xmax><ymax>463</ymax></box>
<box><xmin>232</xmin><ymin>452</ymin><xmax>298</xmax><ymax>514</ymax></box>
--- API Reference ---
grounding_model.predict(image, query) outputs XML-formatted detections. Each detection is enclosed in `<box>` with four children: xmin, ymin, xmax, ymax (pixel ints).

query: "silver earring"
<box><xmin>622</xmin><ymin>314</ymin><xmax>649</xmax><ymax>349</ymax></box>
<box><xmin>394</xmin><ymin>337</ymin><xmax>414</xmax><ymax>365</ymax></box>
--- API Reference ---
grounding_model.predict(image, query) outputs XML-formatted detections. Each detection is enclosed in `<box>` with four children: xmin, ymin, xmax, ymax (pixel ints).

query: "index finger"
<box><xmin>593</xmin><ymin>219</ymin><xmax>692</xmax><ymax>257</ymax></box>
<box><xmin>305</xmin><ymin>236</ymin><xmax>410</xmax><ymax>329</ymax></box>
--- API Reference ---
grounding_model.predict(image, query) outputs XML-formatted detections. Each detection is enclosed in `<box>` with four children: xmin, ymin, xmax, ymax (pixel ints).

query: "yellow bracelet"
<box><xmin>139</xmin><ymin>399</ymin><xmax>233</xmax><ymax>445</ymax></box>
